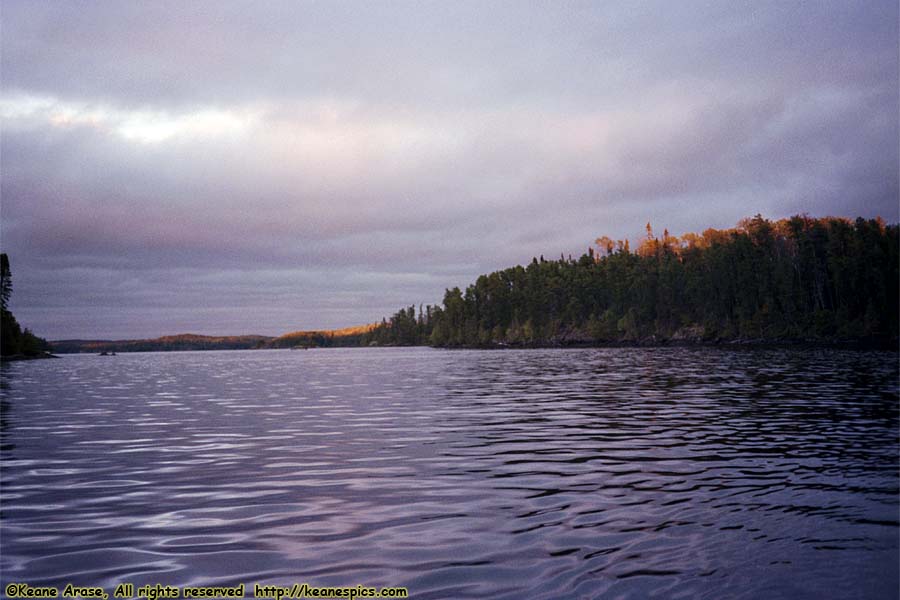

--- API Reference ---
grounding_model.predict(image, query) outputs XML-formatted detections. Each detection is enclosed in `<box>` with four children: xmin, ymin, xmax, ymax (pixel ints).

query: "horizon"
<box><xmin>35</xmin><ymin>211</ymin><xmax>898</xmax><ymax>342</ymax></box>
<box><xmin>48</xmin><ymin>323</ymin><xmax>380</xmax><ymax>343</ymax></box>
<box><xmin>2</xmin><ymin>1</ymin><xmax>898</xmax><ymax>339</ymax></box>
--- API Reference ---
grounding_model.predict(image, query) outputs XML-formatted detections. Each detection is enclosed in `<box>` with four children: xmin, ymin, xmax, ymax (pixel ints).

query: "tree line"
<box><xmin>1</xmin><ymin>254</ymin><xmax>51</xmax><ymax>357</ymax></box>
<box><xmin>362</xmin><ymin>215</ymin><xmax>899</xmax><ymax>347</ymax></box>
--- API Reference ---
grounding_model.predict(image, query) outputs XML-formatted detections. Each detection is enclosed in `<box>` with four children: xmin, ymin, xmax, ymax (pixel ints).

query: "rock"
<box><xmin>671</xmin><ymin>325</ymin><xmax>705</xmax><ymax>342</ymax></box>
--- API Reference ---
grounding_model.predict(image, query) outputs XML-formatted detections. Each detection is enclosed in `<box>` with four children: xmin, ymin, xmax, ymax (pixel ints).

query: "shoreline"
<box><xmin>44</xmin><ymin>337</ymin><xmax>899</xmax><ymax>355</ymax></box>
<box><xmin>433</xmin><ymin>333</ymin><xmax>900</xmax><ymax>351</ymax></box>
<box><xmin>1</xmin><ymin>352</ymin><xmax>60</xmax><ymax>362</ymax></box>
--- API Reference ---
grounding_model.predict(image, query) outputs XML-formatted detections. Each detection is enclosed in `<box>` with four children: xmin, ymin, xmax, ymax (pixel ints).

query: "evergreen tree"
<box><xmin>0</xmin><ymin>254</ymin><xmax>50</xmax><ymax>357</ymax></box>
<box><xmin>367</xmin><ymin>215</ymin><xmax>899</xmax><ymax>347</ymax></box>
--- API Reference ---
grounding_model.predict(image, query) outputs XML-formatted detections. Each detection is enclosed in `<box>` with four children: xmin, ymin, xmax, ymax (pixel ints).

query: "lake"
<box><xmin>1</xmin><ymin>347</ymin><xmax>897</xmax><ymax>599</ymax></box>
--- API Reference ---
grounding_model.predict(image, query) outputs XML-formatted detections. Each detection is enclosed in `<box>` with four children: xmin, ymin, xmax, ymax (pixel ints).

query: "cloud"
<box><xmin>1</xmin><ymin>1</ymin><xmax>897</xmax><ymax>338</ymax></box>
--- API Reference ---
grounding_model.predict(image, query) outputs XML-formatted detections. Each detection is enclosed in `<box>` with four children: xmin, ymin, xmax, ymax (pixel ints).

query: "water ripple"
<box><xmin>1</xmin><ymin>347</ymin><xmax>897</xmax><ymax>599</ymax></box>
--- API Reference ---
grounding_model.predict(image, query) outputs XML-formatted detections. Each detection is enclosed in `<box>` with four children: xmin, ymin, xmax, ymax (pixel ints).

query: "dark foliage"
<box><xmin>50</xmin><ymin>334</ymin><xmax>273</xmax><ymax>354</ymax></box>
<box><xmin>1</xmin><ymin>254</ymin><xmax>51</xmax><ymax>357</ymax></box>
<box><xmin>366</xmin><ymin>215</ymin><xmax>899</xmax><ymax>347</ymax></box>
<box><xmin>362</xmin><ymin>305</ymin><xmax>437</xmax><ymax>346</ymax></box>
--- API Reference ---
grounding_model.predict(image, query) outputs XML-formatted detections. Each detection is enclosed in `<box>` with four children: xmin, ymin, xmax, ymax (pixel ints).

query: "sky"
<box><xmin>2</xmin><ymin>1</ymin><xmax>898</xmax><ymax>340</ymax></box>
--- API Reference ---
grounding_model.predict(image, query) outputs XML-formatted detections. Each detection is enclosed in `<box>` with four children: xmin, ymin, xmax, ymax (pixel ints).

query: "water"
<box><xmin>1</xmin><ymin>347</ymin><xmax>897</xmax><ymax>599</ymax></box>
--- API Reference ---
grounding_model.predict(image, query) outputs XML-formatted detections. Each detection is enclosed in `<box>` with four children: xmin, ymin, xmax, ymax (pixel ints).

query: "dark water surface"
<box><xmin>1</xmin><ymin>347</ymin><xmax>897</xmax><ymax>599</ymax></box>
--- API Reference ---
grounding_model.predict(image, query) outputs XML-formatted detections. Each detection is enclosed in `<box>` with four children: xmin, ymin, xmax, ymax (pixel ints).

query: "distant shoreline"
<box><xmin>1</xmin><ymin>351</ymin><xmax>59</xmax><ymax>362</ymax></box>
<box><xmin>45</xmin><ymin>335</ymin><xmax>898</xmax><ymax>354</ymax></box>
<box><xmin>48</xmin><ymin>325</ymin><xmax>377</xmax><ymax>355</ymax></box>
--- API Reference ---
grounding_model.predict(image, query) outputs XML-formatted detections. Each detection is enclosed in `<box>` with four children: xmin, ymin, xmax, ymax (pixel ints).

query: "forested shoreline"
<box><xmin>362</xmin><ymin>215</ymin><xmax>899</xmax><ymax>348</ymax></box>
<box><xmin>32</xmin><ymin>214</ymin><xmax>900</xmax><ymax>354</ymax></box>
<box><xmin>1</xmin><ymin>254</ymin><xmax>52</xmax><ymax>359</ymax></box>
<box><xmin>52</xmin><ymin>324</ymin><xmax>377</xmax><ymax>354</ymax></box>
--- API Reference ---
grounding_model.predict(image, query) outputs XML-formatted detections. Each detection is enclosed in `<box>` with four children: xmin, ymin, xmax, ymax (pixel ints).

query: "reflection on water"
<box><xmin>1</xmin><ymin>347</ymin><xmax>897</xmax><ymax>599</ymax></box>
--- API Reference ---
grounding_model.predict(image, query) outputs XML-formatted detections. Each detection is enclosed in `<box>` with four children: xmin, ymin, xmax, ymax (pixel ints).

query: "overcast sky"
<box><xmin>2</xmin><ymin>1</ymin><xmax>897</xmax><ymax>339</ymax></box>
